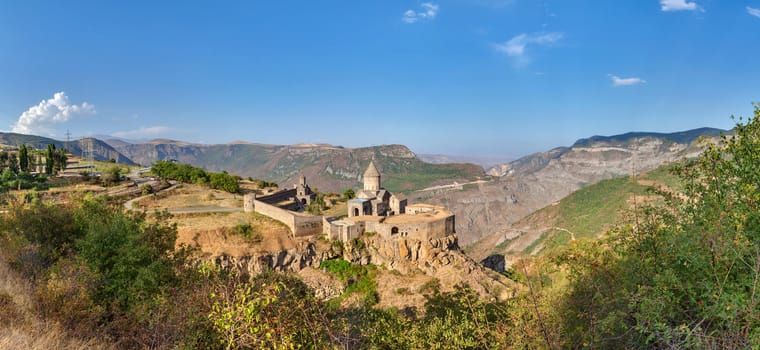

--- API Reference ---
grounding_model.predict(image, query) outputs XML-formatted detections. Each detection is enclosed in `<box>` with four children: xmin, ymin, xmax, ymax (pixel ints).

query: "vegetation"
<box><xmin>231</xmin><ymin>223</ymin><xmax>263</xmax><ymax>243</ymax></box>
<box><xmin>4</xmin><ymin>108</ymin><xmax>760</xmax><ymax>348</ymax></box>
<box><xmin>320</xmin><ymin>259</ymin><xmax>378</xmax><ymax>308</ymax></box>
<box><xmin>306</xmin><ymin>190</ymin><xmax>327</xmax><ymax>215</ymax></box>
<box><xmin>540</xmin><ymin>106</ymin><xmax>760</xmax><ymax>347</ymax></box>
<box><xmin>151</xmin><ymin>160</ymin><xmax>240</xmax><ymax>193</ymax></box>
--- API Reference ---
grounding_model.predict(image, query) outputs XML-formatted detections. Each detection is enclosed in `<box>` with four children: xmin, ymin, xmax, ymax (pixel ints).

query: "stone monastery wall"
<box><xmin>244</xmin><ymin>193</ymin><xmax>323</xmax><ymax>238</ymax></box>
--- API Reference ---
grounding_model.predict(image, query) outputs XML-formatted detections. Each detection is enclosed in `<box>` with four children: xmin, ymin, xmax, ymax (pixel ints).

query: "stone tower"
<box><xmin>363</xmin><ymin>160</ymin><xmax>381</xmax><ymax>191</ymax></box>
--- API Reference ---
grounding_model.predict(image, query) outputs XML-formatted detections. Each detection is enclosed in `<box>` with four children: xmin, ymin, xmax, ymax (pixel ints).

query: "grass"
<box><xmin>380</xmin><ymin>161</ymin><xmax>483</xmax><ymax>194</ymax></box>
<box><xmin>520</xmin><ymin>163</ymin><xmax>685</xmax><ymax>256</ymax></box>
<box><xmin>639</xmin><ymin>162</ymin><xmax>684</xmax><ymax>192</ymax></box>
<box><xmin>0</xmin><ymin>257</ymin><xmax>113</xmax><ymax>350</ymax></box>
<box><xmin>320</xmin><ymin>259</ymin><xmax>378</xmax><ymax>308</ymax></box>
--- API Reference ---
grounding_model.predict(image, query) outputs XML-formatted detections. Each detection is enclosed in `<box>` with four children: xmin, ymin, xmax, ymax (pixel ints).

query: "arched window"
<box><xmin>302</xmin><ymin>198</ymin><xmax>307</xmax><ymax>205</ymax></box>
<box><xmin>391</xmin><ymin>227</ymin><xmax>399</xmax><ymax>235</ymax></box>
<box><xmin>354</xmin><ymin>208</ymin><xmax>360</xmax><ymax>217</ymax></box>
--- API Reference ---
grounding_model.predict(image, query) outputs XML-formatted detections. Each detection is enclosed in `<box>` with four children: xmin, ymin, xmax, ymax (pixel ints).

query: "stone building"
<box><xmin>347</xmin><ymin>160</ymin><xmax>407</xmax><ymax>217</ymax></box>
<box><xmin>325</xmin><ymin>161</ymin><xmax>455</xmax><ymax>242</ymax></box>
<box><xmin>243</xmin><ymin>175</ymin><xmax>322</xmax><ymax>238</ymax></box>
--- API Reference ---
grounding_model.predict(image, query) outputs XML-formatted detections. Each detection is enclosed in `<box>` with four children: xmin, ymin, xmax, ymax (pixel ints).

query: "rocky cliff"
<box><xmin>412</xmin><ymin>128</ymin><xmax>726</xmax><ymax>245</ymax></box>
<box><xmin>0</xmin><ymin>133</ymin><xmax>134</xmax><ymax>164</ymax></box>
<box><xmin>209</xmin><ymin>234</ymin><xmax>512</xmax><ymax>303</ymax></box>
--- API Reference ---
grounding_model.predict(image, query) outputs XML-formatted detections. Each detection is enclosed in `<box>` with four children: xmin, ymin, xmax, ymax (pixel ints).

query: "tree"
<box><xmin>8</xmin><ymin>153</ymin><xmax>18</xmax><ymax>174</ymax></box>
<box><xmin>556</xmin><ymin>104</ymin><xmax>760</xmax><ymax>348</ymax></box>
<box><xmin>53</xmin><ymin>149</ymin><xmax>67</xmax><ymax>173</ymax></box>
<box><xmin>18</xmin><ymin>145</ymin><xmax>28</xmax><ymax>173</ymax></box>
<box><xmin>45</xmin><ymin>144</ymin><xmax>55</xmax><ymax>175</ymax></box>
<box><xmin>342</xmin><ymin>188</ymin><xmax>355</xmax><ymax>201</ymax></box>
<box><xmin>102</xmin><ymin>165</ymin><xmax>121</xmax><ymax>185</ymax></box>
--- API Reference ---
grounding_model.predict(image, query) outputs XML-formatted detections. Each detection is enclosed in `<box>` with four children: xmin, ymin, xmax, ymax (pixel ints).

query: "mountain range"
<box><xmin>0</xmin><ymin>127</ymin><xmax>727</xmax><ymax>248</ymax></box>
<box><xmin>0</xmin><ymin>132</ymin><xmax>135</xmax><ymax>164</ymax></box>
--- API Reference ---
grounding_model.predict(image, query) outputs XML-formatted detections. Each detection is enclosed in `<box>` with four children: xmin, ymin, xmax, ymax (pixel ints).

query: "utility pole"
<box><xmin>65</xmin><ymin>129</ymin><xmax>71</xmax><ymax>153</ymax></box>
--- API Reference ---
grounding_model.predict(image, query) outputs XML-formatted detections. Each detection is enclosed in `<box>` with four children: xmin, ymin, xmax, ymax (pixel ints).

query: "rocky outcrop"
<box><xmin>206</xmin><ymin>234</ymin><xmax>513</xmax><ymax>302</ymax></box>
<box><xmin>211</xmin><ymin>241</ymin><xmax>340</xmax><ymax>274</ymax></box>
<box><xmin>413</xmin><ymin>129</ymin><xmax>725</xmax><ymax>245</ymax></box>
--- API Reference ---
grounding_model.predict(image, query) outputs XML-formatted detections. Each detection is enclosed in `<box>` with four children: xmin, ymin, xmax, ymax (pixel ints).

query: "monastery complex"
<box><xmin>244</xmin><ymin>161</ymin><xmax>456</xmax><ymax>242</ymax></box>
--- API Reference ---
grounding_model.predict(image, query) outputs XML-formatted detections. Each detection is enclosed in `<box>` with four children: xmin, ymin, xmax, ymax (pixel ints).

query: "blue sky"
<box><xmin>1</xmin><ymin>0</ymin><xmax>759</xmax><ymax>158</ymax></box>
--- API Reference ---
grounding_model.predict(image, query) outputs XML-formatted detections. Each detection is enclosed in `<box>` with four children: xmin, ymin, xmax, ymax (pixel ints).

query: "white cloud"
<box><xmin>493</xmin><ymin>32</ymin><xmax>563</xmax><ymax>66</ymax></box>
<box><xmin>112</xmin><ymin>126</ymin><xmax>170</xmax><ymax>139</ymax></box>
<box><xmin>660</xmin><ymin>0</ymin><xmax>701</xmax><ymax>12</ymax></box>
<box><xmin>747</xmin><ymin>6</ymin><xmax>760</xmax><ymax>18</ymax></box>
<box><xmin>402</xmin><ymin>2</ymin><xmax>438</xmax><ymax>24</ymax></box>
<box><xmin>12</xmin><ymin>92</ymin><xmax>95</xmax><ymax>136</ymax></box>
<box><xmin>609</xmin><ymin>74</ymin><xmax>646</xmax><ymax>87</ymax></box>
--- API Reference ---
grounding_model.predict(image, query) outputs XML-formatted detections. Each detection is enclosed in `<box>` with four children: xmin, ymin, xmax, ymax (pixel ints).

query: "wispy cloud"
<box><xmin>747</xmin><ymin>6</ymin><xmax>760</xmax><ymax>18</ymax></box>
<box><xmin>609</xmin><ymin>74</ymin><xmax>646</xmax><ymax>87</ymax></box>
<box><xmin>12</xmin><ymin>92</ymin><xmax>95</xmax><ymax>136</ymax></box>
<box><xmin>112</xmin><ymin>126</ymin><xmax>170</xmax><ymax>139</ymax></box>
<box><xmin>493</xmin><ymin>32</ymin><xmax>563</xmax><ymax>67</ymax></box>
<box><xmin>660</xmin><ymin>0</ymin><xmax>702</xmax><ymax>12</ymax></box>
<box><xmin>402</xmin><ymin>2</ymin><xmax>439</xmax><ymax>24</ymax></box>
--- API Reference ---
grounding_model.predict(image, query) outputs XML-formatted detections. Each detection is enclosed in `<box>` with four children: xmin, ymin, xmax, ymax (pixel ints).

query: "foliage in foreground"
<box><xmin>550</xmin><ymin>105</ymin><xmax>760</xmax><ymax>348</ymax></box>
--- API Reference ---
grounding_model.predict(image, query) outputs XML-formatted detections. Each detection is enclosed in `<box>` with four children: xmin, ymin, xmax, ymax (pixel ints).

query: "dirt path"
<box><xmin>416</xmin><ymin>180</ymin><xmax>489</xmax><ymax>193</ymax></box>
<box><xmin>123</xmin><ymin>182</ymin><xmax>181</xmax><ymax>211</ymax></box>
<box><xmin>167</xmin><ymin>206</ymin><xmax>243</xmax><ymax>214</ymax></box>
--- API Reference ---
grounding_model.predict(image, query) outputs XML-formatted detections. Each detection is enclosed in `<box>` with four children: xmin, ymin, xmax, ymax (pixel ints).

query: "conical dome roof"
<box><xmin>364</xmin><ymin>160</ymin><xmax>380</xmax><ymax>177</ymax></box>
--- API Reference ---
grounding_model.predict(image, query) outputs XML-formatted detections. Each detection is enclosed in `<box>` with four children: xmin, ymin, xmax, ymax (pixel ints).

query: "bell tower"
<box><xmin>363</xmin><ymin>160</ymin><xmax>381</xmax><ymax>192</ymax></box>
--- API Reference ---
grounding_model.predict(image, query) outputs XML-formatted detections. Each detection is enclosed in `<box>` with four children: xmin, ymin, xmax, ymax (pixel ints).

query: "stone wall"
<box><xmin>292</xmin><ymin>213</ymin><xmax>323</xmax><ymax>237</ymax></box>
<box><xmin>252</xmin><ymin>197</ymin><xmax>323</xmax><ymax>238</ymax></box>
<box><xmin>256</xmin><ymin>188</ymin><xmax>298</xmax><ymax>204</ymax></box>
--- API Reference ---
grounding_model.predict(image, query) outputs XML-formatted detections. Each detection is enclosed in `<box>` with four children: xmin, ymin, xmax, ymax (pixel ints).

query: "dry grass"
<box><xmin>138</xmin><ymin>184</ymin><xmax>242</xmax><ymax>209</ymax></box>
<box><xmin>0</xmin><ymin>259</ymin><xmax>113</xmax><ymax>350</ymax></box>
<box><xmin>174</xmin><ymin>212</ymin><xmax>294</xmax><ymax>255</ymax></box>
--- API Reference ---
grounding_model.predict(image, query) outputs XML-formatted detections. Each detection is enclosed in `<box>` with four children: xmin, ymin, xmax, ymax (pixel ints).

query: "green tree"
<box><xmin>53</xmin><ymin>149</ymin><xmax>67</xmax><ymax>173</ymax></box>
<box><xmin>102</xmin><ymin>165</ymin><xmax>121</xmax><ymax>185</ymax></box>
<box><xmin>18</xmin><ymin>145</ymin><xmax>28</xmax><ymax>173</ymax></box>
<box><xmin>8</xmin><ymin>152</ymin><xmax>18</xmax><ymax>174</ymax></box>
<box><xmin>556</xmin><ymin>105</ymin><xmax>760</xmax><ymax>348</ymax></box>
<box><xmin>45</xmin><ymin>144</ymin><xmax>55</xmax><ymax>175</ymax></box>
<box><xmin>342</xmin><ymin>188</ymin><xmax>355</xmax><ymax>201</ymax></box>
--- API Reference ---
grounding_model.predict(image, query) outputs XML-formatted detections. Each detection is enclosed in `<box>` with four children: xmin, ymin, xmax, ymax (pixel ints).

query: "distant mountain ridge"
<box><xmin>0</xmin><ymin>132</ymin><xmax>135</xmax><ymax>165</ymax></box>
<box><xmin>412</xmin><ymin>126</ymin><xmax>726</xmax><ymax>245</ymax></box>
<box><xmin>111</xmin><ymin>141</ymin><xmax>484</xmax><ymax>193</ymax></box>
<box><xmin>486</xmin><ymin>127</ymin><xmax>726</xmax><ymax>177</ymax></box>
<box><xmin>571</xmin><ymin>127</ymin><xmax>725</xmax><ymax>147</ymax></box>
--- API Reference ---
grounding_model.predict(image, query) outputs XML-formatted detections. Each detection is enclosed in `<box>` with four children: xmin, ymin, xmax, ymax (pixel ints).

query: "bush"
<box><xmin>231</xmin><ymin>223</ymin><xmax>262</xmax><ymax>243</ymax></box>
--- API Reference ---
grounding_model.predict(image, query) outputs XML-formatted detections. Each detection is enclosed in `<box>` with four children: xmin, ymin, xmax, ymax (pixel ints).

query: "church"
<box><xmin>347</xmin><ymin>160</ymin><xmax>407</xmax><ymax>217</ymax></box>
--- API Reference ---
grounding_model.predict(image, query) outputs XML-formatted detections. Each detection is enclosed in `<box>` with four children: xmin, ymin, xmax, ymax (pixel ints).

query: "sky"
<box><xmin>1</xmin><ymin>0</ymin><xmax>759</xmax><ymax>159</ymax></box>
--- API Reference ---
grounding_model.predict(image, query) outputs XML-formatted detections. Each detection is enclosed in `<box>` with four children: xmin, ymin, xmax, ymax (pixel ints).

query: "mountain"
<box><xmin>486</xmin><ymin>127</ymin><xmax>725</xmax><ymax>177</ymax></box>
<box><xmin>0</xmin><ymin>132</ymin><xmax>135</xmax><ymax>165</ymax></box>
<box><xmin>112</xmin><ymin>141</ymin><xmax>485</xmax><ymax>193</ymax></box>
<box><xmin>417</xmin><ymin>154</ymin><xmax>514</xmax><ymax>169</ymax></box>
<box><xmin>410</xmin><ymin>127</ymin><xmax>726</xmax><ymax>245</ymax></box>
<box><xmin>467</xmin><ymin>164</ymin><xmax>682</xmax><ymax>268</ymax></box>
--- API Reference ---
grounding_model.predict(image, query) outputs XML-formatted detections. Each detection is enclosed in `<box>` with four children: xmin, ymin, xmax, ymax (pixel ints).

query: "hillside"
<box><xmin>411</xmin><ymin>127</ymin><xmax>722</xmax><ymax>245</ymax></box>
<box><xmin>468</xmin><ymin>163</ymin><xmax>683</xmax><ymax>266</ymax></box>
<box><xmin>0</xmin><ymin>132</ymin><xmax>135</xmax><ymax>165</ymax></box>
<box><xmin>486</xmin><ymin>127</ymin><xmax>724</xmax><ymax>177</ymax></box>
<box><xmin>113</xmin><ymin>141</ymin><xmax>484</xmax><ymax>193</ymax></box>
